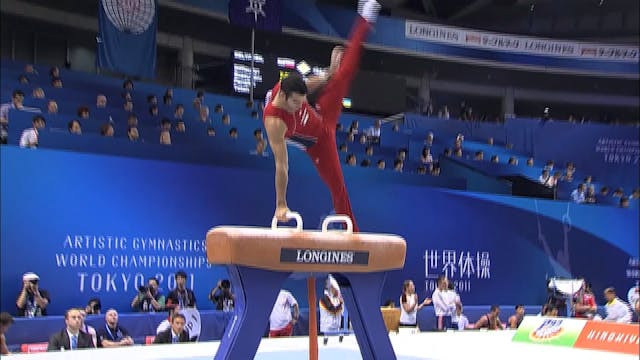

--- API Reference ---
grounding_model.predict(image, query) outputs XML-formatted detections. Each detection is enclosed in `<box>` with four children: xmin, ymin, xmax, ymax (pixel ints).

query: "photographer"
<box><xmin>16</xmin><ymin>272</ymin><xmax>50</xmax><ymax>317</ymax></box>
<box><xmin>209</xmin><ymin>279</ymin><xmax>235</xmax><ymax>312</ymax></box>
<box><xmin>85</xmin><ymin>298</ymin><xmax>102</xmax><ymax>315</ymax></box>
<box><xmin>131</xmin><ymin>277</ymin><xmax>165</xmax><ymax>312</ymax></box>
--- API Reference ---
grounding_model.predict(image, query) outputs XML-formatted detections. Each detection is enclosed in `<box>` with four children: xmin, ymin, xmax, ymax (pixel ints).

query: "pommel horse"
<box><xmin>206</xmin><ymin>212</ymin><xmax>406</xmax><ymax>360</ymax></box>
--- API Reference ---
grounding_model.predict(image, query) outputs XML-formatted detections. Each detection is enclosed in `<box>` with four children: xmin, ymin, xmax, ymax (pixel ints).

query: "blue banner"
<box><xmin>97</xmin><ymin>0</ymin><xmax>158</xmax><ymax>78</ymax></box>
<box><xmin>1</xmin><ymin>147</ymin><xmax>637</xmax><ymax>315</ymax></box>
<box><xmin>228</xmin><ymin>0</ymin><xmax>282</xmax><ymax>32</ymax></box>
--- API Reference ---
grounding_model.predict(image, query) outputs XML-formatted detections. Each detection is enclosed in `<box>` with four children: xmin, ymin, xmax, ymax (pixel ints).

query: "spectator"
<box><xmin>584</xmin><ymin>176</ymin><xmax>595</xmax><ymax>191</ymax></box>
<box><xmin>539</xmin><ymin>170</ymin><xmax>551</xmax><ymax>187</ymax></box>
<box><xmin>453</xmin><ymin>148</ymin><xmax>463</xmax><ymax>157</ymax></box>
<box><xmin>78</xmin><ymin>309</ymin><xmax>97</xmax><ymax>348</ymax></box>
<box><xmin>47</xmin><ymin>308</ymin><xmax>95</xmax><ymax>351</ymax></box>
<box><xmin>421</xmin><ymin>147</ymin><xmax>433</xmax><ymax>164</ymax></box>
<box><xmin>377</xmin><ymin>160</ymin><xmax>386</xmax><ymax>170</ymax></box>
<box><xmin>209</xmin><ymin>279</ymin><xmax>235</xmax><ymax>312</ymax></box>
<box><xmin>85</xmin><ymin>298</ymin><xmax>101</xmax><ymax>315</ymax></box>
<box><xmin>507</xmin><ymin>305</ymin><xmax>525</xmax><ymax>329</ymax></box>
<box><xmin>2</xmin><ymin>90</ymin><xmax>40</xmax><ymax>123</ymax></box>
<box><xmin>490</xmin><ymin>155</ymin><xmax>499</xmax><ymax>163</ymax></box>
<box><xmin>599</xmin><ymin>186</ymin><xmax>610</xmax><ymax>197</ymax></box>
<box><xmin>544</xmin><ymin>160</ymin><xmax>554</xmax><ymax>172</ymax></box>
<box><xmin>161</xmin><ymin>118</ymin><xmax>172</xmax><ymax>131</ymax></box>
<box><xmin>365</xmin><ymin>145</ymin><xmax>374</xmax><ymax>157</ymax></box>
<box><xmin>570</xmin><ymin>184</ymin><xmax>586</xmax><ymax>204</ymax></box>
<box><xmin>439</xmin><ymin>105</ymin><xmax>450</xmax><ymax>119</ymax></box>
<box><xmin>620</xmin><ymin>197</ymin><xmax>630</xmax><ymax>208</ymax></box>
<box><xmin>49</xmin><ymin>66</ymin><xmax>60</xmax><ymax>79</ymax></box>
<box><xmin>176</xmin><ymin>120</ymin><xmax>186</xmax><ymax>133</ymax></box>
<box><xmin>149</xmin><ymin>105</ymin><xmax>159</xmax><ymax>118</ymax></box>
<box><xmin>360</xmin><ymin>159</ymin><xmax>371</xmax><ymax>168</ymax></box>
<box><xmin>399</xmin><ymin>280</ymin><xmax>431</xmax><ymax>328</ymax></box>
<box><xmin>603</xmin><ymin>288</ymin><xmax>632</xmax><ymax>323</ymax></box>
<box><xmin>127</xmin><ymin>114</ymin><xmax>139</xmax><ymax>128</ymax></box>
<box><xmin>254</xmin><ymin>128</ymin><xmax>264</xmax><ymax>141</ymax></box>
<box><xmin>417</xmin><ymin>165</ymin><xmax>427</xmax><ymax>175</ymax></box>
<box><xmin>32</xmin><ymin>87</ymin><xmax>45</xmax><ymax>99</ymax></box>
<box><xmin>24</xmin><ymin>64</ymin><xmax>37</xmax><ymax>75</ymax></box>
<box><xmin>392</xmin><ymin>122</ymin><xmax>400</xmax><ymax>132</ymax></box>
<box><xmin>96</xmin><ymin>94</ymin><xmax>107</xmax><ymax>108</ymax></box>
<box><xmin>160</xmin><ymin>130</ymin><xmax>171</xmax><ymax>145</ymax></box>
<box><xmin>432</xmin><ymin>275</ymin><xmax>452</xmax><ymax>330</ymax></box>
<box><xmin>628</xmin><ymin>284</ymin><xmax>639</xmax><ymax>316</ymax></box>
<box><xmin>367</xmin><ymin>119</ymin><xmax>382</xmax><ymax>140</ymax></box>
<box><xmin>425</xmin><ymin>132</ymin><xmax>434</xmax><ymax>146</ymax></box>
<box><xmin>222</xmin><ymin>114</ymin><xmax>231</xmax><ymax>126</ymax></box>
<box><xmin>346</xmin><ymin>154</ymin><xmax>357</xmax><ymax>166</ymax></box>
<box><xmin>346</xmin><ymin>132</ymin><xmax>355</xmax><ymax>143</ymax></box>
<box><xmin>123</xmin><ymin>92</ymin><xmax>132</xmax><ymax>102</ymax></box>
<box><xmin>174</xmin><ymin>104</ymin><xmax>185</xmax><ymax>121</ymax></box>
<box><xmin>77</xmin><ymin>106</ymin><xmax>90</xmax><ymax>119</ymax></box>
<box><xmin>192</xmin><ymin>97</ymin><xmax>201</xmax><ymax>110</ymax></box>
<box><xmin>166</xmin><ymin>270</ymin><xmax>196</xmax><ymax>309</ymax></box>
<box><xmin>474</xmin><ymin>305</ymin><xmax>503</xmax><ymax>330</ymax></box>
<box><xmin>269</xmin><ymin>289</ymin><xmax>299</xmax><ymax>337</ymax></box>
<box><xmin>251</xmin><ymin>139</ymin><xmax>268</xmax><ymax>157</ymax></box>
<box><xmin>631</xmin><ymin>188</ymin><xmax>640</xmax><ymax>200</ymax></box>
<box><xmin>526</xmin><ymin>158</ymin><xmax>534</xmax><ymax>167</ymax></box>
<box><xmin>453</xmin><ymin>304</ymin><xmax>472</xmax><ymax>330</ymax></box>
<box><xmin>163</xmin><ymin>89</ymin><xmax>173</xmax><ymax>105</ymax></box>
<box><xmin>51</xmin><ymin>77</ymin><xmax>63</xmax><ymax>88</ymax></box>
<box><xmin>196</xmin><ymin>90</ymin><xmax>205</xmax><ymax>103</ymax></box>
<box><xmin>68</xmin><ymin>120</ymin><xmax>82</xmax><ymax>135</ymax></box>
<box><xmin>229</xmin><ymin>127</ymin><xmax>238</xmax><ymax>139</ymax></box>
<box><xmin>214</xmin><ymin>104</ymin><xmax>224</xmax><ymax>114</ymax></box>
<box><xmin>153</xmin><ymin>313</ymin><xmax>189</xmax><ymax>344</ymax></box>
<box><xmin>543</xmin><ymin>304</ymin><xmax>558</xmax><ymax>317</ymax></box>
<box><xmin>0</xmin><ymin>312</ymin><xmax>14</xmax><ymax>355</ymax></box>
<box><xmin>123</xmin><ymin>79</ymin><xmax>133</xmax><ymax>91</ymax></box>
<box><xmin>358</xmin><ymin>134</ymin><xmax>367</xmax><ymax>144</ymax></box>
<box><xmin>131</xmin><ymin>277</ymin><xmax>165</xmax><ymax>312</ymax></box>
<box><xmin>96</xmin><ymin>309</ymin><xmax>133</xmax><ymax>347</ymax></box>
<box><xmin>156</xmin><ymin>307</ymin><xmax>175</xmax><ymax>335</ymax></box>
<box><xmin>127</xmin><ymin>127</ymin><xmax>139</xmax><ymax>142</ymax></box>
<box><xmin>585</xmin><ymin>187</ymin><xmax>597</xmax><ymax>204</ymax></box>
<box><xmin>396</xmin><ymin>149</ymin><xmax>407</xmax><ymax>162</ymax></box>
<box><xmin>319</xmin><ymin>275</ymin><xmax>344</xmax><ymax>342</ymax></box>
<box><xmin>431</xmin><ymin>166</ymin><xmax>441</xmax><ymax>176</ymax></box>
<box><xmin>474</xmin><ymin>151</ymin><xmax>484</xmax><ymax>161</ymax></box>
<box><xmin>349</xmin><ymin>120</ymin><xmax>359</xmax><ymax>134</ymax></box>
<box><xmin>147</xmin><ymin>95</ymin><xmax>158</xmax><ymax>105</ymax></box>
<box><xmin>612</xmin><ymin>188</ymin><xmax>625</xmax><ymax>198</ymax></box>
<box><xmin>548</xmin><ymin>171</ymin><xmax>562</xmax><ymax>188</ymax></box>
<box><xmin>339</xmin><ymin>144</ymin><xmax>348</xmax><ymax>153</ymax></box>
<box><xmin>508</xmin><ymin>157</ymin><xmax>518</xmax><ymax>165</ymax></box>
<box><xmin>197</xmin><ymin>106</ymin><xmax>210</xmax><ymax>123</ymax></box>
<box><xmin>574</xmin><ymin>282</ymin><xmax>597</xmax><ymax>319</ymax></box>
<box><xmin>393</xmin><ymin>159</ymin><xmax>403</xmax><ymax>172</ymax></box>
<box><xmin>251</xmin><ymin>110</ymin><xmax>259</xmax><ymax>119</ymax></box>
<box><xmin>565</xmin><ymin>162</ymin><xmax>576</xmax><ymax>181</ymax></box>
<box><xmin>444</xmin><ymin>148</ymin><xmax>452</xmax><ymax>157</ymax></box>
<box><xmin>207</xmin><ymin>127</ymin><xmax>216</xmax><ymax>137</ymax></box>
<box><xmin>100</xmin><ymin>123</ymin><xmax>114</xmax><ymax>137</ymax></box>
<box><xmin>487</xmin><ymin>137</ymin><xmax>494</xmax><ymax>146</ymax></box>
<box><xmin>123</xmin><ymin>101</ymin><xmax>133</xmax><ymax>113</ymax></box>
<box><xmin>19</xmin><ymin>115</ymin><xmax>45</xmax><ymax>148</ymax></box>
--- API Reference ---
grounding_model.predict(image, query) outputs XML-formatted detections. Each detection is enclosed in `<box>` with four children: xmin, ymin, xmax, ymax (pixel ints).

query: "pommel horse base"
<box><xmin>206</xmin><ymin>213</ymin><xmax>406</xmax><ymax>360</ymax></box>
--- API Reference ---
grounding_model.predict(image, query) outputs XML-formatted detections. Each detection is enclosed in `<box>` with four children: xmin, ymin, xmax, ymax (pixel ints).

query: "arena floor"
<box><xmin>8</xmin><ymin>330</ymin><xmax>635</xmax><ymax>360</ymax></box>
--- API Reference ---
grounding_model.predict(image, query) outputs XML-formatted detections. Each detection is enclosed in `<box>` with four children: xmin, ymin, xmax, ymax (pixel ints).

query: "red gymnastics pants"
<box><xmin>305</xmin><ymin>17</ymin><xmax>370</xmax><ymax>233</ymax></box>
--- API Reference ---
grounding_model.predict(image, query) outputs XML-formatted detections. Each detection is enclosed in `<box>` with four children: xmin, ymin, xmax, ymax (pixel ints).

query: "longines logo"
<box><xmin>280</xmin><ymin>248</ymin><xmax>369</xmax><ymax>265</ymax></box>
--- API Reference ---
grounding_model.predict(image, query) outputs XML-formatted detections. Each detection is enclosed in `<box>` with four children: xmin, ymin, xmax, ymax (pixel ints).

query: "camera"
<box><xmin>138</xmin><ymin>285</ymin><xmax>149</xmax><ymax>293</ymax></box>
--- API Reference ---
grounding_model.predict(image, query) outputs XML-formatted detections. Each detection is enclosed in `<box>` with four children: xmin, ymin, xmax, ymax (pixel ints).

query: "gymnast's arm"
<box><xmin>264</xmin><ymin>115</ymin><xmax>290</xmax><ymax>220</ymax></box>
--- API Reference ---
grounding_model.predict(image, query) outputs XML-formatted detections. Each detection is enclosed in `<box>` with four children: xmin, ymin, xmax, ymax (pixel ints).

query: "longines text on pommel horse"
<box><xmin>206</xmin><ymin>212</ymin><xmax>407</xmax><ymax>360</ymax></box>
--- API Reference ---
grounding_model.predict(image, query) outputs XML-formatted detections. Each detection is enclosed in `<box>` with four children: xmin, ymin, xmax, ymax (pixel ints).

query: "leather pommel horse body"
<box><xmin>206</xmin><ymin>214</ymin><xmax>406</xmax><ymax>360</ymax></box>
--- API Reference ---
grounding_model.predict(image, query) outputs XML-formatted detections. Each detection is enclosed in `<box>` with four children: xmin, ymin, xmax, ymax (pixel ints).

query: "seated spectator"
<box><xmin>377</xmin><ymin>160</ymin><xmax>386</xmax><ymax>170</ymax></box>
<box><xmin>51</xmin><ymin>77</ymin><xmax>63</xmax><ymax>88</ymax></box>
<box><xmin>192</xmin><ymin>98</ymin><xmax>201</xmax><ymax>110</ymax></box>
<box><xmin>490</xmin><ymin>155</ymin><xmax>499</xmax><ymax>163</ymax></box>
<box><xmin>131</xmin><ymin>277</ymin><xmax>165</xmax><ymax>312</ymax></box>
<box><xmin>508</xmin><ymin>157</ymin><xmax>518</xmax><ymax>165</ymax></box>
<box><xmin>365</xmin><ymin>145</ymin><xmax>374</xmax><ymax>157</ymax></box>
<box><xmin>19</xmin><ymin>115</ymin><xmax>46</xmax><ymax>149</ymax></box>
<box><xmin>229</xmin><ymin>127</ymin><xmax>238</xmax><ymax>139</ymax></box>
<box><xmin>399</xmin><ymin>280</ymin><xmax>431</xmax><ymax>328</ymax></box>
<box><xmin>163</xmin><ymin>89</ymin><xmax>173</xmax><ymax>105</ymax></box>
<box><xmin>543</xmin><ymin>304</ymin><xmax>559</xmax><ymax>317</ymax></box>
<box><xmin>574</xmin><ymin>282</ymin><xmax>597</xmax><ymax>319</ymax></box>
<box><xmin>253</xmin><ymin>128</ymin><xmax>263</xmax><ymax>141</ymax></box>
<box><xmin>1</xmin><ymin>90</ymin><xmax>41</xmax><ymax>124</ymax></box>
<box><xmin>127</xmin><ymin>127</ymin><xmax>139</xmax><ymax>142</ymax></box>
<box><xmin>487</xmin><ymin>137</ymin><xmax>494</xmax><ymax>146</ymax></box>
<box><xmin>160</xmin><ymin>130</ymin><xmax>171</xmax><ymax>145</ymax></box>
<box><xmin>78</xmin><ymin>309</ymin><xmax>97</xmax><ymax>348</ymax></box>
<box><xmin>565</xmin><ymin>162</ymin><xmax>576</xmax><ymax>181</ymax></box>
<box><xmin>24</xmin><ymin>64</ymin><xmax>37</xmax><ymax>75</ymax></box>
<box><xmin>631</xmin><ymin>188</ymin><xmax>640</xmax><ymax>200</ymax></box>
<box><xmin>160</xmin><ymin>118</ymin><xmax>172</xmax><ymax>131</ymax></box>
<box><xmin>392</xmin><ymin>122</ymin><xmax>400</xmax><ymax>132</ymax></box>
<box><xmin>544</xmin><ymin>160</ymin><xmax>554</xmax><ymax>172</ymax></box>
<box><xmin>174</xmin><ymin>104</ymin><xmax>185</xmax><ymax>121</ymax></box>
<box><xmin>538</xmin><ymin>170</ymin><xmax>551</xmax><ymax>187</ymax></box>
<box><xmin>147</xmin><ymin>95</ymin><xmax>158</xmax><ymax>105</ymax></box>
<box><xmin>348</xmin><ymin>120</ymin><xmax>359</xmax><ymax>134</ymax></box>
<box><xmin>153</xmin><ymin>313</ymin><xmax>189</xmax><ymax>344</ymax></box>
<box><xmin>47</xmin><ymin>308</ymin><xmax>95</xmax><ymax>350</ymax></box>
<box><xmin>166</xmin><ymin>271</ymin><xmax>196</xmax><ymax>309</ymax></box>
<box><xmin>176</xmin><ymin>120</ymin><xmax>186</xmax><ymax>133</ymax></box>
<box><xmin>358</xmin><ymin>134</ymin><xmax>367</xmax><ymax>144</ymax></box>
<box><xmin>68</xmin><ymin>120</ymin><xmax>82</xmax><ymax>135</ymax></box>
<box><xmin>367</xmin><ymin>119</ymin><xmax>382</xmax><ymax>140</ymax></box>
<box><xmin>360</xmin><ymin>159</ymin><xmax>371</xmax><ymax>168</ymax></box>
<box><xmin>417</xmin><ymin>165</ymin><xmax>427</xmax><ymax>175</ymax></box>
<box><xmin>123</xmin><ymin>79</ymin><xmax>134</xmax><ymax>91</ymax></box>
<box><xmin>425</xmin><ymin>131</ymin><xmax>434</xmax><ymax>146</ymax></box>
<box><xmin>251</xmin><ymin>110</ymin><xmax>259</xmax><ymax>119</ymax></box>
<box><xmin>346</xmin><ymin>132</ymin><xmax>355</xmax><ymax>142</ymax></box>
<box><xmin>346</xmin><ymin>154</ymin><xmax>357</xmax><ymax>166</ymax></box>
<box><xmin>474</xmin><ymin>305</ymin><xmax>503</xmax><ymax>330</ymax></box>
<box><xmin>585</xmin><ymin>187</ymin><xmax>597</xmax><ymax>204</ymax></box>
<box><xmin>96</xmin><ymin>94</ymin><xmax>107</xmax><ymax>108</ymax></box>
<box><xmin>269</xmin><ymin>290</ymin><xmax>299</xmax><ymax>338</ymax></box>
<box><xmin>454</xmin><ymin>148</ymin><xmax>463</xmax><ymax>157</ymax></box>
<box><xmin>195</xmin><ymin>90</ymin><xmax>205</xmax><ymax>104</ymax></box>
<box><xmin>431</xmin><ymin>166</ymin><xmax>441</xmax><ymax>176</ymax></box>
<box><xmin>77</xmin><ymin>106</ymin><xmax>90</xmax><ymax>119</ymax></box>
<box><xmin>96</xmin><ymin>309</ymin><xmax>134</xmax><ymax>347</ymax></box>
<box><xmin>571</xmin><ymin>184</ymin><xmax>586</xmax><ymax>204</ymax></box>
<box><xmin>548</xmin><ymin>171</ymin><xmax>562</xmax><ymax>188</ymax></box>
<box><xmin>85</xmin><ymin>298</ymin><xmax>101</xmax><ymax>315</ymax></box>
<box><xmin>599</xmin><ymin>186</ymin><xmax>610</xmax><ymax>197</ymax></box>
<box><xmin>149</xmin><ymin>105</ymin><xmax>159</xmax><ymax>118</ymax></box>
<box><xmin>319</xmin><ymin>275</ymin><xmax>344</xmax><ymax>342</ymax></box>
<box><xmin>396</xmin><ymin>149</ymin><xmax>407</xmax><ymax>162</ymax></box>
<box><xmin>214</xmin><ymin>104</ymin><xmax>223</xmax><ymax>113</ymax></box>
<box><xmin>32</xmin><ymin>87</ymin><xmax>45</xmax><ymax>99</ymax></box>
<box><xmin>209</xmin><ymin>279</ymin><xmax>235</xmax><ymax>312</ymax></box>
<box><xmin>453</xmin><ymin>304</ymin><xmax>472</xmax><ymax>330</ymax></box>
<box><xmin>612</xmin><ymin>188</ymin><xmax>625</xmax><ymax>198</ymax></box>
<box><xmin>127</xmin><ymin>114</ymin><xmax>139</xmax><ymax>128</ymax></box>
<box><xmin>474</xmin><ymin>151</ymin><xmax>484</xmax><ymax>161</ymax></box>
<box><xmin>250</xmin><ymin>139</ymin><xmax>268</xmax><ymax>157</ymax></box>
<box><xmin>50</xmin><ymin>66</ymin><xmax>60</xmax><ymax>79</ymax></box>
<box><xmin>17</xmin><ymin>74</ymin><xmax>29</xmax><ymax>85</ymax></box>
<box><xmin>0</xmin><ymin>312</ymin><xmax>14</xmax><ymax>355</ymax></box>
<box><xmin>100</xmin><ymin>123</ymin><xmax>114</xmax><ymax>137</ymax></box>
<box><xmin>197</xmin><ymin>106</ymin><xmax>210</xmax><ymax>123</ymax></box>
<box><xmin>507</xmin><ymin>305</ymin><xmax>525</xmax><ymax>329</ymax></box>
<box><xmin>222</xmin><ymin>114</ymin><xmax>231</xmax><ymax>126</ymax></box>
<box><xmin>584</xmin><ymin>176</ymin><xmax>595</xmax><ymax>191</ymax></box>
<box><xmin>603</xmin><ymin>287</ymin><xmax>632</xmax><ymax>323</ymax></box>
<box><xmin>421</xmin><ymin>147</ymin><xmax>433</xmax><ymax>164</ymax></box>
<box><xmin>393</xmin><ymin>159</ymin><xmax>403</xmax><ymax>172</ymax></box>
<box><xmin>123</xmin><ymin>92</ymin><xmax>132</xmax><ymax>102</ymax></box>
<box><xmin>620</xmin><ymin>197</ymin><xmax>630</xmax><ymax>208</ymax></box>
<box><xmin>123</xmin><ymin>100</ymin><xmax>134</xmax><ymax>113</ymax></box>
<box><xmin>207</xmin><ymin>127</ymin><xmax>216</xmax><ymax>137</ymax></box>
<box><xmin>526</xmin><ymin>158</ymin><xmax>534</xmax><ymax>167</ymax></box>
<box><xmin>338</xmin><ymin>144</ymin><xmax>348</xmax><ymax>153</ymax></box>
<box><xmin>443</xmin><ymin>148</ymin><xmax>452</xmax><ymax>157</ymax></box>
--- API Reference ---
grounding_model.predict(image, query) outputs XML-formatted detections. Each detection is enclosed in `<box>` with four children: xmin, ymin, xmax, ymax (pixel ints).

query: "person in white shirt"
<box><xmin>539</xmin><ymin>170</ymin><xmax>552</xmax><ymax>187</ymax></box>
<box><xmin>1</xmin><ymin>90</ymin><xmax>42</xmax><ymax>124</ymax></box>
<box><xmin>432</xmin><ymin>275</ymin><xmax>453</xmax><ymax>330</ymax></box>
<box><xmin>446</xmin><ymin>282</ymin><xmax>461</xmax><ymax>327</ymax></box>
<box><xmin>627</xmin><ymin>283</ymin><xmax>639</xmax><ymax>311</ymax></box>
<box><xmin>399</xmin><ymin>280</ymin><xmax>431</xmax><ymax>328</ymax></box>
<box><xmin>19</xmin><ymin>115</ymin><xmax>45</xmax><ymax>148</ymax></box>
<box><xmin>603</xmin><ymin>287</ymin><xmax>632</xmax><ymax>323</ymax></box>
<box><xmin>319</xmin><ymin>275</ymin><xmax>344</xmax><ymax>343</ymax></box>
<box><xmin>269</xmin><ymin>289</ymin><xmax>299</xmax><ymax>337</ymax></box>
<box><xmin>454</xmin><ymin>304</ymin><xmax>472</xmax><ymax>330</ymax></box>
<box><xmin>571</xmin><ymin>184</ymin><xmax>586</xmax><ymax>204</ymax></box>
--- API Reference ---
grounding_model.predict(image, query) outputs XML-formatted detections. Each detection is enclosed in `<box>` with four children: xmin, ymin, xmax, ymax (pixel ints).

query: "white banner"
<box><xmin>405</xmin><ymin>20</ymin><xmax>639</xmax><ymax>62</ymax></box>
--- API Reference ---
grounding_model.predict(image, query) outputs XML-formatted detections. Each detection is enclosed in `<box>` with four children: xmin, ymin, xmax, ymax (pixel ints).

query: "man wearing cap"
<box><xmin>16</xmin><ymin>272</ymin><xmax>50</xmax><ymax>317</ymax></box>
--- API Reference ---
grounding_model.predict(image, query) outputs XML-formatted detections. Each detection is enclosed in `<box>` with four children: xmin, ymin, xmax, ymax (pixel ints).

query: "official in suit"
<box><xmin>47</xmin><ymin>308</ymin><xmax>95</xmax><ymax>351</ymax></box>
<box><xmin>153</xmin><ymin>313</ymin><xmax>190</xmax><ymax>344</ymax></box>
